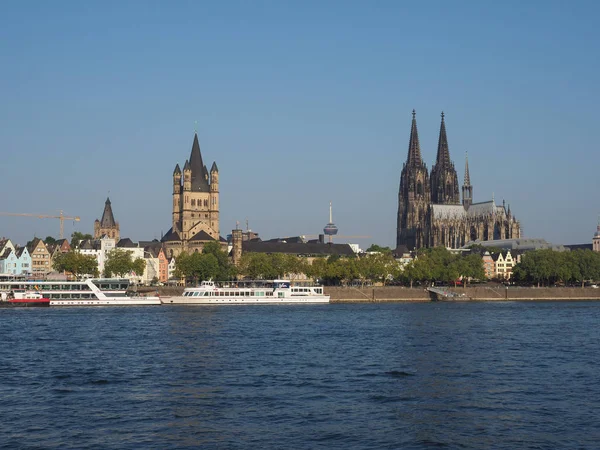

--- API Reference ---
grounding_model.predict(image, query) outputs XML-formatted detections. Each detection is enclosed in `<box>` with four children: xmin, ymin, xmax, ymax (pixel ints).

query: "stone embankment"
<box><xmin>326</xmin><ymin>286</ymin><xmax>600</xmax><ymax>302</ymax></box>
<box><xmin>140</xmin><ymin>285</ymin><xmax>600</xmax><ymax>302</ymax></box>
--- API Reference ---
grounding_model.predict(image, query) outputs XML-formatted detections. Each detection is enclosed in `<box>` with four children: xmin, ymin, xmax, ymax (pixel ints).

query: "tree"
<box><xmin>53</xmin><ymin>251</ymin><xmax>99</xmax><ymax>278</ymax></box>
<box><xmin>366</xmin><ymin>244</ymin><xmax>393</xmax><ymax>254</ymax></box>
<box><xmin>104</xmin><ymin>248</ymin><xmax>146</xmax><ymax>278</ymax></box>
<box><xmin>202</xmin><ymin>241</ymin><xmax>236</xmax><ymax>280</ymax></box>
<box><xmin>44</xmin><ymin>236</ymin><xmax>57</xmax><ymax>245</ymax></box>
<box><xmin>71</xmin><ymin>231</ymin><xmax>93</xmax><ymax>248</ymax></box>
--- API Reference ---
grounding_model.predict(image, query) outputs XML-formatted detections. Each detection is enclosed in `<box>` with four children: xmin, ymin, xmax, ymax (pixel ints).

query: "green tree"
<box><xmin>104</xmin><ymin>248</ymin><xmax>146</xmax><ymax>278</ymax></box>
<box><xmin>44</xmin><ymin>236</ymin><xmax>57</xmax><ymax>245</ymax></box>
<box><xmin>202</xmin><ymin>241</ymin><xmax>236</xmax><ymax>280</ymax></box>
<box><xmin>53</xmin><ymin>251</ymin><xmax>99</xmax><ymax>278</ymax></box>
<box><xmin>71</xmin><ymin>231</ymin><xmax>93</xmax><ymax>248</ymax></box>
<box><xmin>366</xmin><ymin>244</ymin><xmax>393</xmax><ymax>254</ymax></box>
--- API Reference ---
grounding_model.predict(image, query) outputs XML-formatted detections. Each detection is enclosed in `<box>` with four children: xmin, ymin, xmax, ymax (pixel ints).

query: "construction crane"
<box><xmin>0</xmin><ymin>210</ymin><xmax>81</xmax><ymax>239</ymax></box>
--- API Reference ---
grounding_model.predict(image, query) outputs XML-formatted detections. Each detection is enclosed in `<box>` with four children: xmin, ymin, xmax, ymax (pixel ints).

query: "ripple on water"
<box><xmin>1</xmin><ymin>302</ymin><xmax>599</xmax><ymax>449</ymax></box>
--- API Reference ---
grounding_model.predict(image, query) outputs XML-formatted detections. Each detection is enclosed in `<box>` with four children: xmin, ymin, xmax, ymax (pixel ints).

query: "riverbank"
<box><xmin>326</xmin><ymin>286</ymin><xmax>600</xmax><ymax>302</ymax></box>
<box><xmin>141</xmin><ymin>285</ymin><xmax>600</xmax><ymax>302</ymax></box>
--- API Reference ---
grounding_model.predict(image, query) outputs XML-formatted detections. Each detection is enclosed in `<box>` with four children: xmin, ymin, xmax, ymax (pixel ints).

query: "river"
<box><xmin>1</xmin><ymin>302</ymin><xmax>598</xmax><ymax>449</ymax></box>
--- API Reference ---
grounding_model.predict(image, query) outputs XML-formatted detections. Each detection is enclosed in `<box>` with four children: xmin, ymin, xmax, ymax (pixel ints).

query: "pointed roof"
<box><xmin>189</xmin><ymin>133</ymin><xmax>211</xmax><ymax>192</ymax></box>
<box><xmin>173</xmin><ymin>164</ymin><xmax>181</xmax><ymax>175</ymax></box>
<box><xmin>211</xmin><ymin>161</ymin><xmax>219</xmax><ymax>173</ymax></box>
<box><xmin>406</xmin><ymin>110</ymin><xmax>424</xmax><ymax>166</ymax></box>
<box><xmin>464</xmin><ymin>152</ymin><xmax>471</xmax><ymax>185</ymax></box>
<box><xmin>435</xmin><ymin>112</ymin><xmax>452</xmax><ymax>168</ymax></box>
<box><xmin>183</xmin><ymin>159</ymin><xmax>190</xmax><ymax>171</ymax></box>
<box><xmin>100</xmin><ymin>197</ymin><xmax>117</xmax><ymax>228</ymax></box>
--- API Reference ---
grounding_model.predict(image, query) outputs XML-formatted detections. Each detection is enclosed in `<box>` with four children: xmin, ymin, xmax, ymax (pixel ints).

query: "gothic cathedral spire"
<box><xmin>430</xmin><ymin>112</ymin><xmax>460</xmax><ymax>204</ymax></box>
<box><xmin>397</xmin><ymin>110</ymin><xmax>431</xmax><ymax>250</ymax></box>
<box><xmin>462</xmin><ymin>152</ymin><xmax>473</xmax><ymax>209</ymax></box>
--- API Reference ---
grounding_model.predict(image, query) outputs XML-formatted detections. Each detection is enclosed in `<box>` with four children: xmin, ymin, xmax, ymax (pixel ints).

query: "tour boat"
<box><xmin>0</xmin><ymin>290</ymin><xmax>50</xmax><ymax>307</ymax></box>
<box><xmin>162</xmin><ymin>279</ymin><xmax>330</xmax><ymax>305</ymax></box>
<box><xmin>0</xmin><ymin>278</ymin><xmax>160</xmax><ymax>306</ymax></box>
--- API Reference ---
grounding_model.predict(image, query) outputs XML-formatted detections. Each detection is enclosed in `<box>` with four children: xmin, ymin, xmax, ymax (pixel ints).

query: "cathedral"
<box><xmin>161</xmin><ymin>133</ymin><xmax>222</xmax><ymax>257</ymax></box>
<box><xmin>396</xmin><ymin>111</ymin><xmax>520</xmax><ymax>251</ymax></box>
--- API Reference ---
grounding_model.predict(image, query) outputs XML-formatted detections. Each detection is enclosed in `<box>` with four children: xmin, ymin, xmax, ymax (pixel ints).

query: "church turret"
<box><xmin>183</xmin><ymin>159</ymin><xmax>191</xmax><ymax>191</ymax></box>
<box><xmin>397</xmin><ymin>110</ymin><xmax>431</xmax><ymax>250</ymax></box>
<box><xmin>173</xmin><ymin>164</ymin><xmax>182</xmax><ymax>232</ymax></box>
<box><xmin>462</xmin><ymin>152</ymin><xmax>473</xmax><ymax>209</ymax></box>
<box><xmin>430</xmin><ymin>112</ymin><xmax>460</xmax><ymax>204</ymax></box>
<box><xmin>209</xmin><ymin>161</ymin><xmax>220</xmax><ymax>234</ymax></box>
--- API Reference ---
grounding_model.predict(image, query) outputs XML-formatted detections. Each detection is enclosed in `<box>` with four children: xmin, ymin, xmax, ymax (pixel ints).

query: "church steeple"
<box><xmin>189</xmin><ymin>133</ymin><xmax>210</xmax><ymax>192</ymax></box>
<box><xmin>397</xmin><ymin>110</ymin><xmax>431</xmax><ymax>250</ymax></box>
<box><xmin>435</xmin><ymin>112</ymin><xmax>451</xmax><ymax>167</ymax></box>
<box><xmin>430</xmin><ymin>112</ymin><xmax>460</xmax><ymax>204</ymax></box>
<box><xmin>462</xmin><ymin>152</ymin><xmax>473</xmax><ymax>209</ymax></box>
<box><xmin>406</xmin><ymin>110</ymin><xmax>424</xmax><ymax>166</ymax></box>
<box><xmin>100</xmin><ymin>197</ymin><xmax>116</xmax><ymax>228</ymax></box>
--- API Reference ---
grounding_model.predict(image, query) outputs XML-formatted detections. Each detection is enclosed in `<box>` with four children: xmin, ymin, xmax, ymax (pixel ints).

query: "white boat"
<box><xmin>162</xmin><ymin>279</ymin><xmax>329</xmax><ymax>305</ymax></box>
<box><xmin>0</xmin><ymin>278</ymin><xmax>160</xmax><ymax>306</ymax></box>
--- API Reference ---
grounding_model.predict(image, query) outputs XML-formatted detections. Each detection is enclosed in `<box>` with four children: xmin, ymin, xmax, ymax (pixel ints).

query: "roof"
<box><xmin>211</xmin><ymin>161</ymin><xmax>219</xmax><ymax>173</ymax></box>
<box><xmin>99</xmin><ymin>197</ymin><xmax>117</xmax><ymax>228</ymax></box>
<box><xmin>464</xmin><ymin>238</ymin><xmax>568</xmax><ymax>252</ymax></box>
<box><xmin>79</xmin><ymin>239</ymin><xmax>100</xmax><ymax>250</ymax></box>
<box><xmin>116</xmin><ymin>238</ymin><xmax>137</xmax><ymax>248</ymax></box>
<box><xmin>241</xmin><ymin>241</ymin><xmax>356</xmax><ymax>256</ymax></box>
<box><xmin>161</xmin><ymin>228</ymin><xmax>181</xmax><ymax>242</ymax></box>
<box><xmin>189</xmin><ymin>230</ymin><xmax>216</xmax><ymax>241</ymax></box>
<box><xmin>15</xmin><ymin>247</ymin><xmax>28</xmax><ymax>258</ymax></box>
<box><xmin>27</xmin><ymin>238</ymin><xmax>44</xmax><ymax>253</ymax></box>
<box><xmin>139</xmin><ymin>239</ymin><xmax>161</xmax><ymax>249</ymax></box>
<box><xmin>564</xmin><ymin>243</ymin><xmax>594</xmax><ymax>251</ymax></box>
<box><xmin>189</xmin><ymin>133</ymin><xmax>211</xmax><ymax>192</ymax></box>
<box><xmin>393</xmin><ymin>245</ymin><xmax>410</xmax><ymax>257</ymax></box>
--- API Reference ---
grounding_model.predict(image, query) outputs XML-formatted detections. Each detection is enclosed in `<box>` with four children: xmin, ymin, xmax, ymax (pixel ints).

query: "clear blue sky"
<box><xmin>1</xmin><ymin>1</ymin><xmax>599</xmax><ymax>247</ymax></box>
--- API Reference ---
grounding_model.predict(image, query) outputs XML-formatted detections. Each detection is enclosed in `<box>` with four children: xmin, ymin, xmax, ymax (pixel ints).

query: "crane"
<box><xmin>0</xmin><ymin>210</ymin><xmax>81</xmax><ymax>239</ymax></box>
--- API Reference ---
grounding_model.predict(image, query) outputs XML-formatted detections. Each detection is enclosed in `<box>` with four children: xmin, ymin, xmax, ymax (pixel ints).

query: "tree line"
<box><xmin>512</xmin><ymin>249</ymin><xmax>600</xmax><ymax>287</ymax></box>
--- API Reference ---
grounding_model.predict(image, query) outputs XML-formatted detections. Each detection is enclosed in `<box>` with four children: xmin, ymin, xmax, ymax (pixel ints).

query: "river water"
<box><xmin>1</xmin><ymin>302</ymin><xmax>599</xmax><ymax>449</ymax></box>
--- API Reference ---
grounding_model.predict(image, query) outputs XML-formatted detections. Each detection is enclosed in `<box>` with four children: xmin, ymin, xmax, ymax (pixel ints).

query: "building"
<box><xmin>94</xmin><ymin>197</ymin><xmax>120</xmax><ymax>241</ymax></box>
<box><xmin>78</xmin><ymin>236</ymin><xmax>116</xmax><ymax>275</ymax></box>
<box><xmin>162</xmin><ymin>133</ymin><xmax>223</xmax><ymax>257</ymax></box>
<box><xmin>0</xmin><ymin>246</ymin><xmax>31</xmax><ymax>275</ymax></box>
<box><xmin>230</xmin><ymin>229</ymin><xmax>356</xmax><ymax>268</ymax></box>
<box><xmin>396</xmin><ymin>111</ymin><xmax>521</xmax><ymax>251</ymax></box>
<box><xmin>482</xmin><ymin>251</ymin><xmax>495</xmax><ymax>279</ymax></box>
<box><xmin>594</xmin><ymin>219</ymin><xmax>600</xmax><ymax>252</ymax></box>
<box><xmin>493</xmin><ymin>251</ymin><xmax>518</xmax><ymax>280</ymax></box>
<box><xmin>27</xmin><ymin>238</ymin><xmax>51</xmax><ymax>276</ymax></box>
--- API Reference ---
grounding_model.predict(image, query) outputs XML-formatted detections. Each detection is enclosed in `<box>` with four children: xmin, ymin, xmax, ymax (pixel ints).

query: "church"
<box><xmin>396</xmin><ymin>111</ymin><xmax>520</xmax><ymax>251</ymax></box>
<box><xmin>161</xmin><ymin>133</ymin><xmax>224</xmax><ymax>257</ymax></box>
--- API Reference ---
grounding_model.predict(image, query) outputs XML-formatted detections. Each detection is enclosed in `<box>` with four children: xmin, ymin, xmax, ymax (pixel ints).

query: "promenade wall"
<box><xmin>325</xmin><ymin>286</ymin><xmax>600</xmax><ymax>302</ymax></box>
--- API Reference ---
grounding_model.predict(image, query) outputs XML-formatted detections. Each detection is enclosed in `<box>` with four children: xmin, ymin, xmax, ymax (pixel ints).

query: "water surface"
<box><xmin>1</xmin><ymin>302</ymin><xmax>599</xmax><ymax>449</ymax></box>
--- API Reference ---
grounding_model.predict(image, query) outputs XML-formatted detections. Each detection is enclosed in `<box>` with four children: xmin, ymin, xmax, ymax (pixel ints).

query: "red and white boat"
<box><xmin>0</xmin><ymin>289</ymin><xmax>50</xmax><ymax>307</ymax></box>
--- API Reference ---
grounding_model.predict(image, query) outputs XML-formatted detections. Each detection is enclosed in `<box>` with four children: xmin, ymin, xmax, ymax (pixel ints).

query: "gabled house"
<box><xmin>16</xmin><ymin>247</ymin><xmax>31</xmax><ymax>275</ymax></box>
<box><xmin>167</xmin><ymin>257</ymin><xmax>177</xmax><ymax>282</ymax></box>
<box><xmin>0</xmin><ymin>238</ymin><xmax>15</xmax><ymax>257</ymax></box>
<box><xmin>493</xmin><ymin>250</ymin><xmax>517</xmax><ymax>280</ymax></box>
<box><xmin>157</xmin><ymin>248</ymin><xmax>168</xmax><ymax>283</ymax></box>
<box><xmin>27</xmin><ymin>238</ymin><xmax>51</xmax><ymax>276</ymax></box>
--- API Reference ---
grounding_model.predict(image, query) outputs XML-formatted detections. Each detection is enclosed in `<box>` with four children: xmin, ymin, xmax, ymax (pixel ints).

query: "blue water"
<box><xmin>1</xmin><ymin>302</ymin><xmax>599</xmax><ymax>449</ymax></box>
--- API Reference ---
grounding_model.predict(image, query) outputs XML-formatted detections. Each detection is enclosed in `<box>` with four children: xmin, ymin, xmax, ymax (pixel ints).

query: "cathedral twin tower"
<box><xmin>397</xmin><ymin>111</ymin><xmax>520</xmax><ymax>250</ymax></box>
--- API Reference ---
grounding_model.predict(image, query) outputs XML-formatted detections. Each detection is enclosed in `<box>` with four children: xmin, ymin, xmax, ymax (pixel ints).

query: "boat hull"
<box><xmin>50</xmin><ymin>297</ymin><xmax>161</xmax><ymax>306</ymax></box>
<box><xmin>1</xmin><ymin>299</ymin><xmax>50</xmax><ymax>307</ymax></box>
<box><xmin>161</xmin><ymin>296</ymin><xmax>330</xmax><ymax>305</ymax></box>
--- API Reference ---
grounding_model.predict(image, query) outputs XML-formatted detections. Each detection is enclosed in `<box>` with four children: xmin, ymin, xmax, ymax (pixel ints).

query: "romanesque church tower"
<box><xmin>430</xmin><ymin>113</ymin><xmax>460</xmax><ymax>205</ymax></box>
<box><xmin>163</xmin><ymin>133</ymin><xmax>220</xmax><ymax>256</ymax></box>
<box><xmin>397</xmin><ymin>110</ymin><xmax>431</xmax><ymax>250</ymax></box>
<box><xmin>94</xmin><ymin>197</ymin><xmax>120</xmax><ymax>241</ymax></box>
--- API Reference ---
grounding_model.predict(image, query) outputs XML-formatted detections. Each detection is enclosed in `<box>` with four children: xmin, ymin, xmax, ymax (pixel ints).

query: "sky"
<box><xmin>1</xmin><ymin>1</ymin><xmax>599</xmax><ymax>248</ymax></box>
